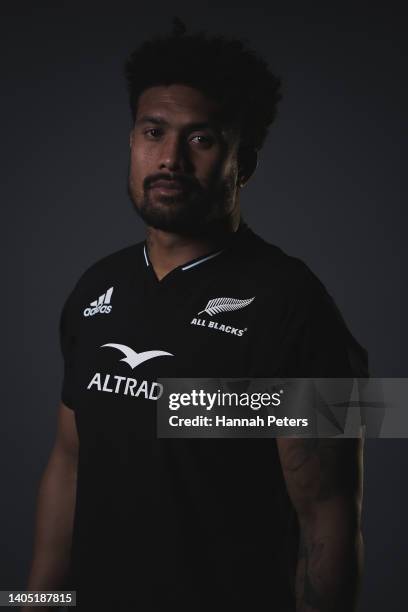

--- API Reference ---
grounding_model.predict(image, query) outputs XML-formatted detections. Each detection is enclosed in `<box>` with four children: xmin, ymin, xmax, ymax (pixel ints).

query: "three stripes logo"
<box><xmin>83</xmin><ymin>287</ymin><xmax>114</xmax><ymax>317</ymax></box>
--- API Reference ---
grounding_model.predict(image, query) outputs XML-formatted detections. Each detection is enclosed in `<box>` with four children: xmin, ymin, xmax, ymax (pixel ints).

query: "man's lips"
<box><xmin>150</xmin><ymin>179</ymin><xmax>186</xmax><ymax>191</ymax></box>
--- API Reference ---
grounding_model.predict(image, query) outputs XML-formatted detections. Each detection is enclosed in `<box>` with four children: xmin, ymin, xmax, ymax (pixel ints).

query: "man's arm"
<box><xmin>22</xmin><ymin>403</ymin><xmax>78</xmax><ymax>611</ymax></box>
<box><xmin>277</xmin><ymin>436</ymin><xmax>364</xmax><ymax>612</ymax></box>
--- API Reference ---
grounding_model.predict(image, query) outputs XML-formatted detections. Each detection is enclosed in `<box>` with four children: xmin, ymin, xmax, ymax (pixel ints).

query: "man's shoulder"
<box><xmin>81</xmin><ymin>241</ymin><xmax>143</xmax><ymax>279</ymax></box>
<box><xmin>244</xmin><ymin>229</ymin><xmax>323</xmax><ymax>295</ymax></box>
<box><xmin>248</xmin><ymin>230</ymin><xmax>369</xmax><ymax>376</ymax></box>
<box><xmin>77</xmin><ymin>241</ymin><xmax>143</xmax><ymax>284</ymax></box>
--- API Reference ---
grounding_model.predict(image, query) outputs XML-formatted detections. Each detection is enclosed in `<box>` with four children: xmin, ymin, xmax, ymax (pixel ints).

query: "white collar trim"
<box><xmin>143</xmin><ymin>245</ymin><xmax>224</xmax><ymax>271</ymax></box>
<box><xmin>143</xmin><ymin>245</ymin><xmax>149</xmax><ymax>267</ymax></box>
<box><xmin>181</xmin><ymin>249</ymin><xmax>224</xmax><ymax>271</ymax></box>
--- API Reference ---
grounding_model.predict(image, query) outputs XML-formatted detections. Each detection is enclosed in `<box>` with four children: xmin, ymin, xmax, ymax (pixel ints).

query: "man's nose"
<box><xmin>158</xmin><ymin>134</ymin><xmax>186</xmax><ymax>172</ymax></box>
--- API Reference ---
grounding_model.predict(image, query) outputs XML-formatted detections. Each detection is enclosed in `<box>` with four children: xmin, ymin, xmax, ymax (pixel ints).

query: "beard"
<box><xmin>128</xmin><ymin>172</ymin><xmax>237</xmax><ymax>237</ymax></box>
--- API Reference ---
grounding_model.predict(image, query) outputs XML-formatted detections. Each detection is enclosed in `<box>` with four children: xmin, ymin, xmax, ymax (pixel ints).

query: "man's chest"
<box><xmin>69</xmin><ymin>273</ymin><xmax>289</xmax><ymax>438</ymax></box>
<box><xmin>75</xmin><ymin>276</ymin><xmax>260</xmax><ymax>375</ymax></box>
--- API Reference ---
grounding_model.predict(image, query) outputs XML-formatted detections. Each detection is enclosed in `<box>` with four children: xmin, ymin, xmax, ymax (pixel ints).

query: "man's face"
<box><xmin>128</xmin><ymin>84</ymin><xmax>241</xmax><ymax>234</ymax></box>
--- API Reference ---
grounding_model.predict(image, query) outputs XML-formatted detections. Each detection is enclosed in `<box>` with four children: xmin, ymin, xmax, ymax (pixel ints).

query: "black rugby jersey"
<box><xmin>59</xmin><ymin>221</ymin><xmax>368</xmax><ymax>611</ymax></box>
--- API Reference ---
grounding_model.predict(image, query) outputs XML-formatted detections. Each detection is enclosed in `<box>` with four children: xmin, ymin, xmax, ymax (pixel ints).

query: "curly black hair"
<box><xmin>124</xmin><ymin>17</ymin><xmax>282</xmax><ymax>153</ymax></box>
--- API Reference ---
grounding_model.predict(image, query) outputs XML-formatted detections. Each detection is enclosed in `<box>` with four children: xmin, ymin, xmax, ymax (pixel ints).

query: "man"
<box><xmin>25</xmin><ymin>19</ymin><xmax>367</xmax><ymax>612</ymax></box>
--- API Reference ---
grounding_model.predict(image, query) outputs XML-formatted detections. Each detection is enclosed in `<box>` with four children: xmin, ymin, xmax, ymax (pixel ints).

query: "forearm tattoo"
<box><xmin>279</xmin><ymin>438</ymin><xmax>363</xmax><ymax>612</ymax></box>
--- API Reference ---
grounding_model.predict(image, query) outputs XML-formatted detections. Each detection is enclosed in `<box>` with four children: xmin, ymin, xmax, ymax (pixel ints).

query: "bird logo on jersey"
<box><xmin>101</xmin><ymin>343</ymin><xmax>174</xmax><ymax>369</ymax></box>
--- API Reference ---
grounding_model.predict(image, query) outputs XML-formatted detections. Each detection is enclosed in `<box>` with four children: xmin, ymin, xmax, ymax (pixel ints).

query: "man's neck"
<box><xmin>145</xmin><ymin>214</ymin><xmax>241</xmax><ymax>281</ymax></box>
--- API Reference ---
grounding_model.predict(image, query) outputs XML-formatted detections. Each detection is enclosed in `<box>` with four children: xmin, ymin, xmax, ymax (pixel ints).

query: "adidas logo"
<box><xmin>83</xmin><ymin>287</ymin><xmax>114</xmax><ymax>317</ymax></box>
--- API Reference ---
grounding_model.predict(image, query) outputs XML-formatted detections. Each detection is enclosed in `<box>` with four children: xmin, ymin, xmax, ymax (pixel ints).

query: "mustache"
<box><xmin>144</xmin><ymin>173</ymin><xmax>199</xmax><ymax>191</ymax></box>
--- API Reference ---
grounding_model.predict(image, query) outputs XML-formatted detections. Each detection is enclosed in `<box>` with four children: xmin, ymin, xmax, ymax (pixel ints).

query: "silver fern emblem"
<box><xmin>198</xmin><ymin>296</ymin><xmax>255</xmax><ymax>317</ymax></box>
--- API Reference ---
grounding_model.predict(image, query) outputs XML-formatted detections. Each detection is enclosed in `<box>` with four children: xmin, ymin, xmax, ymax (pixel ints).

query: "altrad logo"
<box><xmin>86</xmin><ymin>342</ymin><xmax>174</xmax><ymax>401</ymax></box>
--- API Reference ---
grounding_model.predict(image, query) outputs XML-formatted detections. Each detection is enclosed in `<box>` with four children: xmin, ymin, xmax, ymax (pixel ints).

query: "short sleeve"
<box><xmin>59</xmin><ymin>290</ymin><xmax>77</xmax><ymax>410</ymax></box>
<box><xmin>292</xmin><ymin>279</ymin><xmax>369</xmax><ymax>378</ymax></box>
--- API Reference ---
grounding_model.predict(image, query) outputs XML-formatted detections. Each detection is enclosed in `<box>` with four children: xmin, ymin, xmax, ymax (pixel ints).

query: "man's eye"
<box><xmin>190</xmin><ymin>135</ymin><xmax>213</xmax><ymax>147</ymax></box>
<box><xmin>144</xmin><ymin>128</ymin><xmax>162</xmax><ymax>138</ymax></box>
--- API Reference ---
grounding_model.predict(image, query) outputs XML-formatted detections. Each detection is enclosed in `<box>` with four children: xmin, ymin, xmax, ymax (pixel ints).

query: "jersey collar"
<box><xmin>143</xmin><ymin>243</ymin><xmax>225</xmax><ymax>273</ymax></box>
<box><xmin>142</xmin><ymin>219</ymin><xmax>251</xmax><ymax>278</ymax></box>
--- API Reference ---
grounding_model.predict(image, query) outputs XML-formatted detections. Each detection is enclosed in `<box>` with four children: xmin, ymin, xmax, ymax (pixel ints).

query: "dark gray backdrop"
<box><xmin>2</xmin><ymin>2</ymin><xmax>407</xmax><ymax>610</ymax></box>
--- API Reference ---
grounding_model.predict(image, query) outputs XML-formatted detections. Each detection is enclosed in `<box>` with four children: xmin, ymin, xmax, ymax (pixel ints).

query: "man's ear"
<box><xmin>129</xmin><ymin>129</ymin><xmax>134</xmax><ymax>148</ymax></box>
<box><xmin>237</xmin><ymin>147</ymin><xmax>258</xmax><ymax>187</ymax></box>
